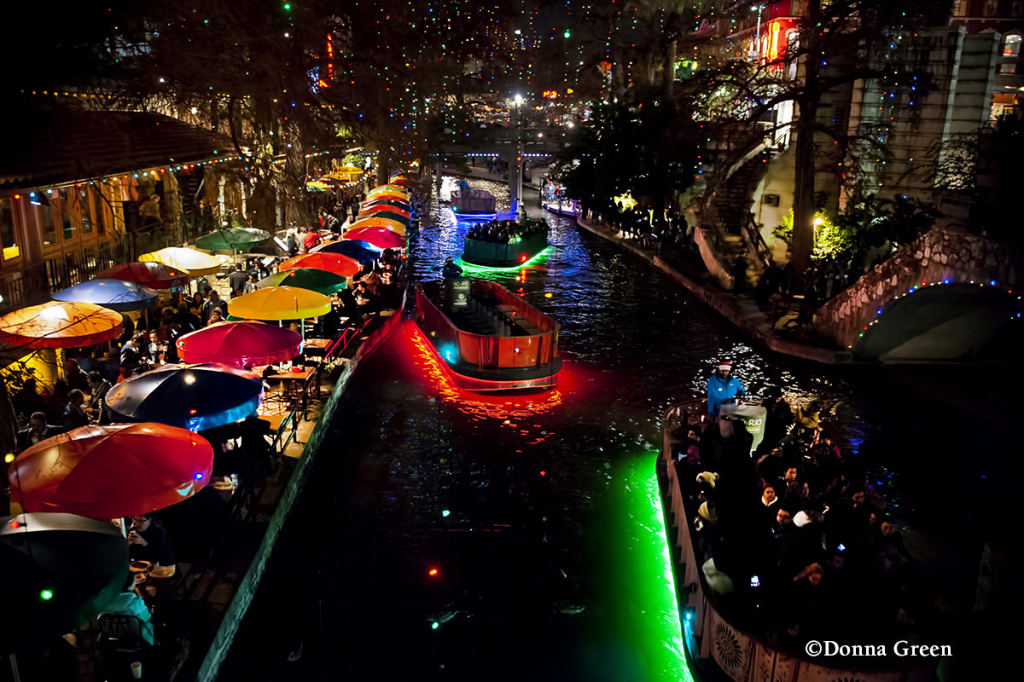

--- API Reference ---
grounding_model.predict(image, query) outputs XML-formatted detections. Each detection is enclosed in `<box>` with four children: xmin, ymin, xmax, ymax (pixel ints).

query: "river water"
<box><xmin>223</xmin><ymin>176</ymin><xmax>1021</xmax><ymax>681</ymax></box>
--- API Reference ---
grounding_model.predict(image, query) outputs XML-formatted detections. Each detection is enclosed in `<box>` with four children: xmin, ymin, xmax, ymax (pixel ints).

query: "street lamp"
<box><xmin>511</xmin><ymin>94</ymin><xmax>524</xmax><ymax>218</ymax></box>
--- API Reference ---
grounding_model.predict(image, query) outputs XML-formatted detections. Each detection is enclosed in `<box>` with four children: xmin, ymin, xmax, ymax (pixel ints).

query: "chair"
<box><xmin>99</xmin><ymin>614</ymin><xmax>149</xmax><ymax>647</ymax></box>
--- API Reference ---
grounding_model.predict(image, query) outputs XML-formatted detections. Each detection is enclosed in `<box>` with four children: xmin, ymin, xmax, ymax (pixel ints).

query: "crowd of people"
<box><xmin>669</xmin><ymin>363</ymin><xmax>952</xmax><ymax>651</ymax></box>
<box><xmin>466</xmin><ymin>218</ymin><xmax>548</xmax><ymax>244</ymax></box>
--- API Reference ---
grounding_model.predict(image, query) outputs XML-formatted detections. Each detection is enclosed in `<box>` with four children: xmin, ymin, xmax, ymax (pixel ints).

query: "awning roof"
<box><xmin>0</xmin><ymin>109</ymin><xmax>235</xmax><ymax>193</ymax></box>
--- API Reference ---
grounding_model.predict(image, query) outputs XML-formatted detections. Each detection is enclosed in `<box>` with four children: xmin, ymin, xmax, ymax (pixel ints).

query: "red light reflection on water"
<box><xmin>400</xmin><ymin>323</ymin><xmax>574</xmax><ymax>444</ymax></box>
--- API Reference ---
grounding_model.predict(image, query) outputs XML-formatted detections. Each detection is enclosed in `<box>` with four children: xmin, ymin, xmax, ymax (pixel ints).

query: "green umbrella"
<box><xmin>257</xmin><ymin>268</ymin><xmax>348</xmax><ymax>295</ymax></box>
<box><xmin>195</xmin><ymin>227</ymin><xmax>272</xmax><ymax>251</ymax></box>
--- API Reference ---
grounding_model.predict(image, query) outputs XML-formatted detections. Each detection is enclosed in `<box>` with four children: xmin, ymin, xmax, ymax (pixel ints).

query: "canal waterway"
<box><xmin>223</xmin><ymin>176</ymin><xmax>1021</xmax><ymax>681</ymax></box>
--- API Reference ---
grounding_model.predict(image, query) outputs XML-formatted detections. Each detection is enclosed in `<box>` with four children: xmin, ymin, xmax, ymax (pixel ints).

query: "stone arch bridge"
<box><xmin>816</xmin><ymin>228</ymin><xmax>1024</xmax><ymax>361</ymax></box>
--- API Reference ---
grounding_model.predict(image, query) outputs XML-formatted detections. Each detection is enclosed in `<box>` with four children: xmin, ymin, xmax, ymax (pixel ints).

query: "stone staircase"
<box><xmin>701</xmin><ymin>148</ymin><xmax>776</xmax><ymax>287</ymax></box>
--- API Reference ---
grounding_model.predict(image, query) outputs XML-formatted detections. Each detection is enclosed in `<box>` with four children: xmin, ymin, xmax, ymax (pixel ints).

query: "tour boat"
<box><xmin>461</xmin><ymin>223</ymin><xmax>549</xmax><ymax>268</ymax></box>
<box><xmin>415</xmin><ymin>278</ymin><xmax>561</xmax><ymax>391</ymax></box>
<box><xmin>451</xmin><ymin>189</ymin><xmax>497</xmax><ymax>221</ymax></box>
<box><xmin>542</xmin><ymin>198</ymin><xmax>579</xmax><ymax>217</ymax></box>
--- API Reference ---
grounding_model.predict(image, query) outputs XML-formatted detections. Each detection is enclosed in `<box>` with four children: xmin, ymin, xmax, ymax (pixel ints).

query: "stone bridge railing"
<box><xmin>816</xmin><ymin>227</ymin><xmax>1024</xmax><ymax>350</ymax></box>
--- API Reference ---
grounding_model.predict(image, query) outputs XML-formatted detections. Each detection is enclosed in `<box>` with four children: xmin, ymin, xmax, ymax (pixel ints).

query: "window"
<box><xmin>999</xmin><ymin>62</ymin><xmax>1018</xmax><ymax>73</ymax></box>
<box><xmin>1005</xmin><ymin>34</ymin><xmax>1022</xmax><ymax>56</ymax></box>
<box><xmin>58</xmin><ymin>188</ymin><xmax>77</xmax><ymax>241</ymax></box>
<box><xmin>954</xmin><ymin>0</ymin><xmax>968</xmax><ymax>17</ymax></box>
<box><xmin>78</xmin><ymin>186</ymin><xmax>93</xmax><ymax>236</ymax></box>
<box><xmin>985</xmin><ymin>0</ymin><xmax>1000</xmax><ymax>17</ymax></box>
<box><xmin>1</xmin><ymin>197</ymin><xmax>19</xmax><ymax>260</ymax></box>
<box><xmin>39</xmin><ymin>192</ymin><xmax>57</xmax><ymax>247</ymax></box>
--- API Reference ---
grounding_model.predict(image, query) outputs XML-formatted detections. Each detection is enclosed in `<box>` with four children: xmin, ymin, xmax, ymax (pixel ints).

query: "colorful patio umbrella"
<box><xmin>176</xmin><ymin>321</ymin><xmax>303</xmax><ymax>367</ymax></box>
<box><xmin>96</xmin><ymin>261</ymin><xmax>190</xmax><ymax>290</ymax></box>
<box><xmin>229</xmin><ymin>286</ymin><xmax>331</xmax><ymax>321</ymax></box>
<box><xmin>258</xmin><ymin>268</ymin><xmax>347</xmax><ymax>295</ymax></box>
<box><xmin>367</xmin><ymin>185</ymin><xmax>410</xmax><ymax>198</ymax></box>
<box><xmin>0</xmin><ymin>301</ymin><xmax>123</xmax><ymax>349</ymax></box>
<box><xmin>279</xmin><ymin>252</ymin><xmax>361</xmax><ymax>277</ymax></box>
<box><xmin>390</xmin><ymin>176</ymin><xmax>413</xmax><ymax>186</ymax></box>
<box><xmin>314</xmin><ymin>239</ymin><xmax>381</xmax><ymax>263</ymax></box>
<box><xmin>0</xmin><ymin>512</ymin><xmax>128</xmax><ymax>654</ymax></box>
<box><xmin>8</xmin><ymin>424</ymin><xmax>214</xmax><ymax>520</ymax></box>
<box><xmin>363</xmin><ymin>197</ymin><xmax>410</xmax><ymax>209</ymax></box>
<box><xmin>306</xmin><ymin>180</ymin><xmax>330</xmax><ymax>192</ymax></box>
<box><xmin>360</xmin><ymin>204</ymin><xmax>411</xmax><ymax>220</ymax></box>
<box><xmin>349</xmin><ymin>216</ymin><xmax>407</xmax><ymax>235</ymax></box>
<box><xmin>195</xmin><ymin>227</ymin><xmax>272</xmax><ymax>252</ymax></box>
<box><xmin>105</xmin><ymin>364</ymin><xmax>263</xmax><ymax>432</ymax></box>
<box><xmin>343</xmin><ymin>226</ymin><xmax>405</xmax><ymax>250</ymax></box>
<box><xmin>140</xmin><ymin>247</ymin><xmax>223</xmax><ymax>277</ymax></box>
<box><xmin>52</xmin><ymin>280</ymin><xmax>158</xmax><ymax>313</ymax></box>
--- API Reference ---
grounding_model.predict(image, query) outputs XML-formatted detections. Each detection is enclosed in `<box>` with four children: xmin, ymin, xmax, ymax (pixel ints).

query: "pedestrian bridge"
<box><xmin>816</xmin><ymin>227</ymin><xmax>1023</xmax><ymax>361</ymax></box>
<box><xmin>430</xmin><ymin>126</ymin><xmax>566</xmax><ymax>159</ymax></box>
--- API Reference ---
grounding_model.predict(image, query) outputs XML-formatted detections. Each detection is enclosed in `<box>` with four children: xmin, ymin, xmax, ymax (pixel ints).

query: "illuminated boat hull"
<box><xmin>542</xmin><ymin>200</ymin><xmax>578</xmax><ymax>217</ymax></box>
<box><xmin>451</xmin><ymin>189</ymin><xmax>497</xmax><ymax>221</ymax></box>
<box><xmin>461</xmin><ymin>229</ymin><xmax>548</xmax><ymax>268</ymax></box>
<box><xmin>415</xmin><ymin>280</ymin><xmax>561</xmax><ymax>391</ymax></box>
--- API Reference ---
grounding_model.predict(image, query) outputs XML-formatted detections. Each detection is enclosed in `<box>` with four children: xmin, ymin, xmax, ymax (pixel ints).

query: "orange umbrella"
<box><xmin>361</xmin><ymin>204</ymin><xmax>411</xmax><ymax>219</ymax></box>
<box><xmin>280</xmin><ymin>252</ymin><xmax>362</xmax><ymax>277</ymax></box>
<box><xmin>0</xmin><ymin>301</ymin><xmax>123</xmax><ymax>349</ymax></box>
<box><xmin>348</xmin><ymin>216</ymin><xmax>406</xmax><ymax>236</ymax></box>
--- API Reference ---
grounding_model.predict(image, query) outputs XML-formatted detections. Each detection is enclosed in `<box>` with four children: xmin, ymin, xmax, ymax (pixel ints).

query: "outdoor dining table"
<box><xmin>302</xmin><ymin>338</ymin><xmax>331</xmax><ymax>358</ymax></box>
<box><xmin>265</xmin><ymin>366</ymin><xmax>315</xmax><ymax>413</ymax></box>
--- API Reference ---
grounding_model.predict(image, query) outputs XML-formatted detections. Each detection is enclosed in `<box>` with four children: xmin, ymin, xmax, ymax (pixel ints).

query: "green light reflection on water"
<box><xmin>611</xmin><ymin>453</ymin><xmax>693</xmax><ymax>682</ymax></box>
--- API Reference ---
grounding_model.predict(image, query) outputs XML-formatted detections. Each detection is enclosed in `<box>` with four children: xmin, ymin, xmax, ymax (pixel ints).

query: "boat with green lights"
<box><xmin>414</xmin><ymin>278</ymin><xmax>560</xmax><ymax>391</ymax></box>
<box><xmin>461</xmin><ymin>218</ymin><xmax>549</xmax><ymax>268</ymax></box>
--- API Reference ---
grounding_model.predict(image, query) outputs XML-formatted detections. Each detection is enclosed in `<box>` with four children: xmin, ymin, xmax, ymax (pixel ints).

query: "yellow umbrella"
<box><xmin>228</xmin><ymin>286</ymin><xmax>331</xmax><ymax>321</ymax></box>
<box><xmin>140</xmin><ymin>247</ymin><xmax>222</xmax><ymax>277</ymax></box>
<box><xmin>332</xmin><ymin>165</ymin><xmax>365</xmax><ymax>175</ymax></box>
<box><xmin>367</xmin><ymin>185</ymin><xmax>410</xmax><ymax>198</ymax></box>
<box><xmin>348</xmin><ymin>216</ymin><xmax>406</xmax><ymax>236</ymax></box>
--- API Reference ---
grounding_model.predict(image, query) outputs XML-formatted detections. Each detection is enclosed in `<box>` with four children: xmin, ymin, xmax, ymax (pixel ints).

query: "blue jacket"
<box><xmin>707</xmin><ymin>372</ymin><xmax>745</xmax><ymax>415</ymax></box>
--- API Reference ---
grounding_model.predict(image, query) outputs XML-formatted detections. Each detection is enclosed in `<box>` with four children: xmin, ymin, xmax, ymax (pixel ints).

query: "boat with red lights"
<box><xmin>415</xmin><ymin>278</ymin><xmax>561</xmax><ymax>391</ymax></box>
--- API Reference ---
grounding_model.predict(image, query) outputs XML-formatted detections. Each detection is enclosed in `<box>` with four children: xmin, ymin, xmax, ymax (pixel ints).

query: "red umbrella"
<box><xmin>176</xmin><ymin>321</ymin><xmax>303</xmax><ymax>367</ymax></box>
<box><xmin>8</xmin><ymin>424</ymin><xmax>214</xmax><ymax>520</ymax></box>
<box><xmin>96</xmin><ymin>261</ymin><xmax>190</xmax><ymax>290</ymax></box>
<box><xmin>343</xmin><ymin>226</ymin><xmax>405</xmax><ymax>250</ymax></box>
<box><xmin>279</xmin><ymin>252</ymin><xmax>361</xmax><ymax>277</ymax></box>
<box><xmin>361</xmin><ymin>204</ymin><xmax>411</xmax><ymax>219</ymax></box>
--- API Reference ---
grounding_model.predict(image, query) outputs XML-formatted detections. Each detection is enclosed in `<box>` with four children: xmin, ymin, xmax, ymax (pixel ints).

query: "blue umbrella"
<box><xmin>314</xmin><ymin>239</ymin><xmax>381</xmax><ymax>263</ymax></box>
<box><xmin>52</xmin><ymin>279</ymin><xmax>158</xmax><ymax>313</ymax></box>
<box><xmin>105</xmin><ymin>363</ymin><xmax>263</xmax><ymax>432</ymax></box>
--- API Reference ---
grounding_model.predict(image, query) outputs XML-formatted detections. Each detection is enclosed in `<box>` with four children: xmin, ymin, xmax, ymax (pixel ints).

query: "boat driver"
<box><xmin>442</xmin><ymin>257</ymin><xmax>464</xmax><ymax>278</ymax></box>
<box><xmin>706</xmin><ymin>360</ymin><xmax>745</xmax><ymax>417</ymax></box>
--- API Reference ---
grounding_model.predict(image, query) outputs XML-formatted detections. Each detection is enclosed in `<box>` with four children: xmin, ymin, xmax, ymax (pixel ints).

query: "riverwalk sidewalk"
<box><xmin>574</xmin><ymin>216</ymin><xmax>853</xmax><ymax>365</ymax></box>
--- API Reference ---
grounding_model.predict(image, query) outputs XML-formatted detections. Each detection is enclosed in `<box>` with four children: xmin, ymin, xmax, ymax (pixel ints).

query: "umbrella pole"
<box><xmin>9</xmin><ymin>654</ymin><xmax>21</xmax><ymax>682</ymax></box>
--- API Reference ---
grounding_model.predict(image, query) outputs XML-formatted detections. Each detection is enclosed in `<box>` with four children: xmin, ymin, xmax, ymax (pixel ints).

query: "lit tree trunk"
<box><xmin>0</xmin><ymin>382</ymin><xmax>18</xmax><ymax>461</ymax></box>
<box><xmin>790</xmin><ymin>0</ymin><xmax>822</xmax><ymax>279</ymax></box>
<box><xmin>609</xmin><ymin>16</ymin><xmax>626</xmax><ymax>97</ymax></box>
<box><xmin>663</xmin><ymin>12</ymin><xmax>681</xmax><ymax>102</ymax></box>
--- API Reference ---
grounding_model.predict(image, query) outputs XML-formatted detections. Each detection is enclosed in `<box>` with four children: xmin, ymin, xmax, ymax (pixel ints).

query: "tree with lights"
<box><xmin>689</xmin><ymin>0</ymin><xmax>952</xmax><ymax>278</ymax></box>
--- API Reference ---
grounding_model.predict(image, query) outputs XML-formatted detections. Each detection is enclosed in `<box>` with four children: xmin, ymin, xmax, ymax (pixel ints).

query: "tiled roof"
<box><xmin>0</xmin><ymin>109</ymin><xmax>235</xmax><ymax>193</ymax></box>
